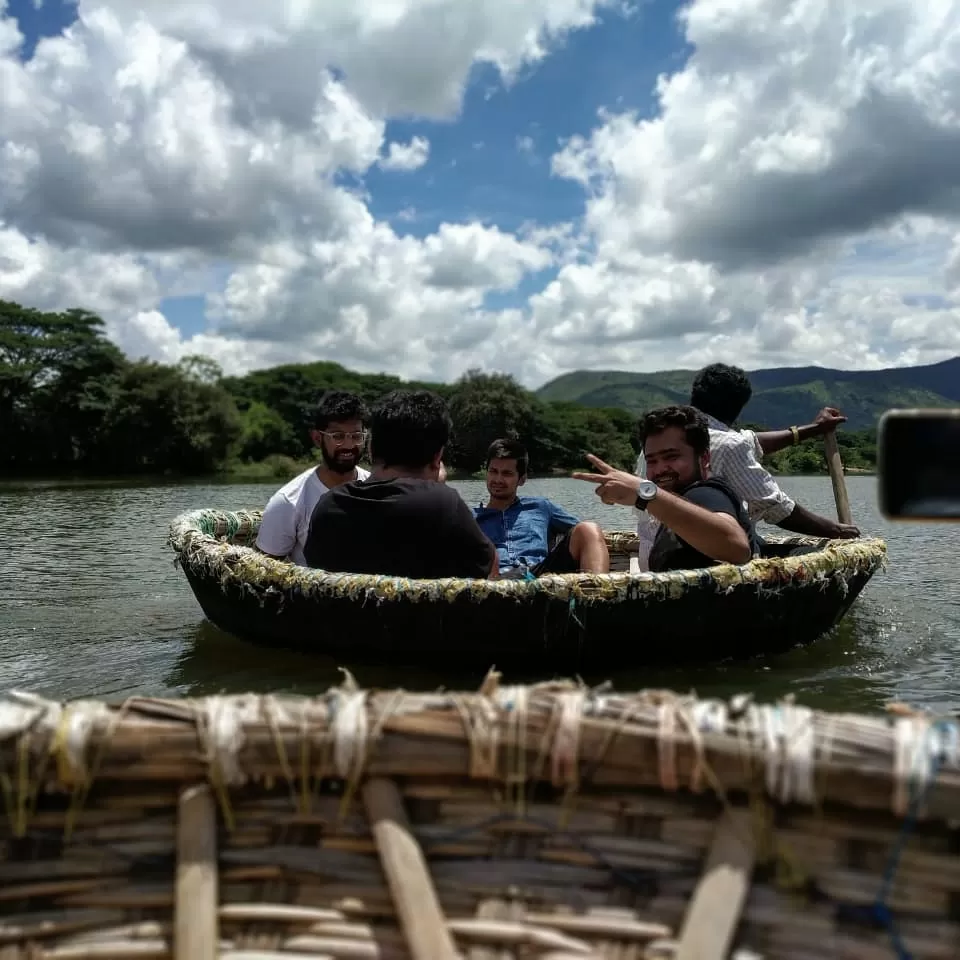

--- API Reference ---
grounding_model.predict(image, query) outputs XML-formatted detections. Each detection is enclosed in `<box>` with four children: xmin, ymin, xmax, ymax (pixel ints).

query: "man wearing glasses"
<box><xmin>256</xmin><ymin>390</ymin><xmax>370</xmax><ymax>565</ymax></box>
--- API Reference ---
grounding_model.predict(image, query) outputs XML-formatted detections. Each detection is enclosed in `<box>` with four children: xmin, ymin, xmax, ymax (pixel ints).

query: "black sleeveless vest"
<box><xmin>647</xmin><ymin>476</ymin><xmax>760</xmax><ymax>573</ymax></box>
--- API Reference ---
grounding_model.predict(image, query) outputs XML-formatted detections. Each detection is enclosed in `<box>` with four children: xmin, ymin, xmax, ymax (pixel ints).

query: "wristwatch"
<box><xmin>634</xmin><ymin>479</ymin><xmax>658</xmax><ymax>511</ymax></box>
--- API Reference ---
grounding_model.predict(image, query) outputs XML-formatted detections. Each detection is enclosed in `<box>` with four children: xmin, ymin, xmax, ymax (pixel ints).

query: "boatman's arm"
<box><xmin>572</xmin><ymin>456</ymin><xmax>751</xmax><ymax>566</ymax></box>
<box><xmin>753</xmin><ymin>406</ymin><xmax>847</xmax><ymax>456</ymax></box>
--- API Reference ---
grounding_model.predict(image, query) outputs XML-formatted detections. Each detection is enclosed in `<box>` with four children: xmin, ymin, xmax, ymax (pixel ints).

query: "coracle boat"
<box><xmin>1</xmin><ymin>674</ymin><xmax>958</xmax><ymax>959</ymax></box>
<box><xmin>167</xmin><ymin>509</ymin><xmax>886</xmax><ymax>669</ymax></box>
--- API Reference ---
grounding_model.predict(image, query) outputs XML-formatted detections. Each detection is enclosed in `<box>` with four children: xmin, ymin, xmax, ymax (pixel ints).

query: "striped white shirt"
<box><xmin>633</xmin><ymin>413</ymin><xmax>796</xmax><ymax>569</ymax></box>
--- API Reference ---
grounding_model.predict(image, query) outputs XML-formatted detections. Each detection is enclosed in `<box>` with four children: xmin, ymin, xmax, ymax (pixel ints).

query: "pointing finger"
<box><xmin>571</xmin><ymin>472</ymin><xmax>609</xmax><ymax>483</ymax></box>
<box><xmin>585</xmin><ymin>453</ymin><xmax>615</xmax><ymax>473</ymax></box>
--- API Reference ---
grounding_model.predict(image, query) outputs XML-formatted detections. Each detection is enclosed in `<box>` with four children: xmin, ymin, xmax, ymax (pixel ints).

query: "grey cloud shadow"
<box><xmin>675</xmin><ymin>89</ymin><xmax>960</xmax><ymax>269</ymax></box>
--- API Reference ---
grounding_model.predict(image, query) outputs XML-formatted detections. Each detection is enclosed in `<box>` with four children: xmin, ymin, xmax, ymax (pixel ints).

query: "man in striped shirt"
<box><xmin>634</xmin><ymin>363</ymin><xmax>860</xmax><ymax>568</ymax></box>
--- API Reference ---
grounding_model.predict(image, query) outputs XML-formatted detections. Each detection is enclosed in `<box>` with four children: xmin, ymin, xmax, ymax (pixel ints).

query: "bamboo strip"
<box><xmin>362</xmin><ymin>777</ymin><xmax>458</xmax><ymax>960</ymax></box>
<box><xmin>675</xmin><ymin>808</ymin><xmax>756</xmax><ymax>960</ymax></box>
<box><xmin>0</xmin><ymin>911</ymin><xmax>127</xmax><ymax>944</ymax></box>
<box><xmin>44</xmin><ymin>943</ymin><xmax>171</xmax><ymax>959</ymax></box>
<box><xmin>174</xmin><ymin>785</ymin><xmax>218</xmax><ymax>960</ymax></box>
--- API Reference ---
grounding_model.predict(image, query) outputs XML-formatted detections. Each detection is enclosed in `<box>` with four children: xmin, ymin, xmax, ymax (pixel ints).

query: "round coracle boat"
<box><xmin>167</xmin><ymin>509</ymin><xmax>886</xmax><ymax>670</ymax></box>
<box><xmin>1</xmin><ymin>676</ymin><xmax>956</xmax><ymax>960</ymax></box>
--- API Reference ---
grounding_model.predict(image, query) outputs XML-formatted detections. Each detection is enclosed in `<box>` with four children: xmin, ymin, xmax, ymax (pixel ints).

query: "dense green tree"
<box><xmin>96</xmin><ymin>361</ymin><xmax>242</xmax><ymax>474</ymax></box>
<box><xmin>236</xmin><ymin>401</ymin><xmax>299</xmax><ymax>462</ymax></box>
<box><xmin>447</xmin><ymin>370</ymin><xmax>541</xmax><ymax>471</ymax></box>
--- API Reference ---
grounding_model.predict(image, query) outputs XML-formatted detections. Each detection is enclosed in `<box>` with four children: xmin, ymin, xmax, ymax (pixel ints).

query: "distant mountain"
<box><xmin>534</xmin><ymin>357</ymin><xmax>960</xmax><ymax>430</ymax></box>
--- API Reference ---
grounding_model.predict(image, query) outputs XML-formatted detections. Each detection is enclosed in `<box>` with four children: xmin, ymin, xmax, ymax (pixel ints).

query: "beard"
<box><xmin>652</xmin><ymin>460</ymin><xmax>703</xmax><ymax>493</ymax></box>
<box><xmin>652</xmin><ymin>472</ymin><xmax>681</xmax><ymax>492</ymax></box>
<box><xmin>321</xmin><ymin>444</ymin><xmax>361</xmax><ymax>475</ymax></box>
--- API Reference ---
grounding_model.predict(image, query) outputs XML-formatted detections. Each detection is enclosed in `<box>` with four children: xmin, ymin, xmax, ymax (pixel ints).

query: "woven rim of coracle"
<box><xmin>166</xmin><ymin>508</ymin><xmax>887</xmax><ymax>603</ymax></box>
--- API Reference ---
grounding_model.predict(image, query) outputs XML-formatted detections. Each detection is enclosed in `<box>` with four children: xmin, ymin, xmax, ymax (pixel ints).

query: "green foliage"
<box><xmin>763</xmin><ymin>428</ymin><xmax>877</xmax><ymax>476</ymax></box>
<box><xmin>0</xmin><ymin>300</ymin><xmax>241</xmax><ymax>477</ymax></box>
<box><xmin>236</xmin><ymin>401</ymin><xmax>298</xmax><ymax>462</ymax></box>
<box><xmin>0</xmin><ymin>297</ymin><xmax>884</xmax><ymax>479</ymax></box>
<box><xmin>447</xmin><ymin>370</ymin><xmax>540</xmax><ymax>472</ymax></box>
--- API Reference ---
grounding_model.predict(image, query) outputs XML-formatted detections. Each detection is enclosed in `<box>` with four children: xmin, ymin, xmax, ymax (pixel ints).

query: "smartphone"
<box><xmin>878</xmin><ymin>408</ymin><xmax>960</xmax><ymax>520</ymax></box>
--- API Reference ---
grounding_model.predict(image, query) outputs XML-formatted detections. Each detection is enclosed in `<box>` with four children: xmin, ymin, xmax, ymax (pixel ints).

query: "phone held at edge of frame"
<box><xmin>878</xmin><ymin>408</ymin><xmax>960</xmax><ymax>521</ymax></box>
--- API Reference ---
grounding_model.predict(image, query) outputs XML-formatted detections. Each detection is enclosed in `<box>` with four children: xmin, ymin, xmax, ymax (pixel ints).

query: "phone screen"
<box><xmin>878</xmin><ymin>410</ymin><xmax>960</xmax><ymax>519</ymax></box>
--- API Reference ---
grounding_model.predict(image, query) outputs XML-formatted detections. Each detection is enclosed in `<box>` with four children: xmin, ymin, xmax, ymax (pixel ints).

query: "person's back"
<box><xmin>303</xmin><ymin>389</ymin><xmax>496</xmax><ymax>580</ymax></box>
<box><xmin>306</xmin><ymin>476</ymin><xmax>493</xmax><ymax>579</ymax></box>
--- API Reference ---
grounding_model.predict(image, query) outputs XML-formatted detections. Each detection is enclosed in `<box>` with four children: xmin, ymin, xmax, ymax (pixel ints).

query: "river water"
<box><xmin>1</xmin><ymin>475</ymin><xmax>957</xmax><ymax>713</ymax></box>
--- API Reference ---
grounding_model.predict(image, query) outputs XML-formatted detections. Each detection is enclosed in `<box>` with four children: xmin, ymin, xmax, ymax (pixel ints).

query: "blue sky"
<box><xmin>7</xmin><ymin>0</ymin><xmax>690</xmax><ymax>339</ymax></box>
<box><xmin>6</xmin><ymin>0</ymin><xmax>76</xmax><ymax>58</ymax></box>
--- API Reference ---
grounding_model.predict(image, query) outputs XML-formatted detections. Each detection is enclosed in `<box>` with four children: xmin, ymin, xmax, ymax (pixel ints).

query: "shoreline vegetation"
<box><xmin>2</xmin><ymin>298</ymin><xmax>878</xmax><ymax>485</ymax></box>
<box><xmin>220</xmin><ymin>458</ymin><xmax>878</xmax><ymax>485</ymax></box>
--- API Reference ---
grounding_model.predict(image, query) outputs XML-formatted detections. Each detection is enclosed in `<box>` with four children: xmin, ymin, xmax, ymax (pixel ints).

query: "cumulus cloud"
<box><xmin>0</xmin><ymin>0</ymin><xmax>612</xmax><ymax>378</ymax></box>
<box><xmin>2</xmin><ymin>0</ymin><xmax>960</xmax><ymax>386</ymax></box>
<box><xmin>379</xmin><ymin>135</ymin><xmax>430</xmax><ymax>172</ymax></box>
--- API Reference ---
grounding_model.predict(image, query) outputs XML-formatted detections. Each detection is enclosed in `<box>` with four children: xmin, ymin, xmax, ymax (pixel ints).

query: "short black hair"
<box><xmin>690</xmin><ymin>363</ymin><xmax>752</xmax><ymax>425</ymax></box>
<box><xmin>485</xmin><ymin>438</ymin><xmax>529</xmax><ymax>478</ymax></box>
<box><xmin>311</xmin><ymin>390</ymin><xmax>369</xmax><ymax>431</ymax></box>
<box><xmin>637</xmin><ymin>404</ymin><xmax>710</xmax><ymax>457</ymax></box>
<box><xmin>369</xmin><ymin>389</ymin><xmax>452</xmax><ymax>469</ymax></box>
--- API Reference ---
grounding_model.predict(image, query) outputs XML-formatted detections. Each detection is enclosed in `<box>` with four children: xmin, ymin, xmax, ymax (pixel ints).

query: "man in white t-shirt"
<box><xmin>255</xmin><ymin>390</ymin><xmax>371</xmax><ymax>565</ymax></box>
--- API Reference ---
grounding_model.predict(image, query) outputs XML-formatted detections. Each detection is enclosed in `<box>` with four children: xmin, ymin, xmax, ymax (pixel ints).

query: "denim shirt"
<box><xmin>473</xmin><ymin>496</ymin><xmax>580</xmax><ymax>570</ymax></box>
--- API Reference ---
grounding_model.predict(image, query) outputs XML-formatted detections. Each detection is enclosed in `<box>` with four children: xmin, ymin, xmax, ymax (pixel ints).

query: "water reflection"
<box><xmin>166</xmin><ymin>606</ymin><xmax>895</xmax><ymax>715</ymax></box>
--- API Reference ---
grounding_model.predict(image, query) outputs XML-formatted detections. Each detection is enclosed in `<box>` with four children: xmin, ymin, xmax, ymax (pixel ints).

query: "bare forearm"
<box><xmin>647</xmin><ymin>491</ymin><xmax>751</xmax><ymax>564</ymax></box>
<box><xmin>776</xmin><ymin>504</ymin><xmax>840</xmax><ymax>538</ymax></box>
<box><xmin>756</xmin><ymin>422</ymin><xmax>823</xmax><ymax>456</ymax></box>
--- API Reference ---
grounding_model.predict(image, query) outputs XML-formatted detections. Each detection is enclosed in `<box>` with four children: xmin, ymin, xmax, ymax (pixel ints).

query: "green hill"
<box><xmin>535</xmin><ymin>358</ymin><xmax>960</xmax><ymax>429</ymax></box>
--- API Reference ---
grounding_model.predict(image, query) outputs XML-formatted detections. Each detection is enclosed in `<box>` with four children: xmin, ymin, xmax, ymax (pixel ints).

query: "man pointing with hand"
<box><xmin>574</xmin><ymin>405</ymin><xmax>760</xmax><ymax>573</ymax></box>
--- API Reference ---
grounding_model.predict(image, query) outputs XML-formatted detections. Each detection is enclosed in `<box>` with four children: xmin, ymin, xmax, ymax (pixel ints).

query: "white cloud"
<box><xmin>2</xmin><ymin>0</ymin><xmax>960</xmax><ymax>389</ymax></box>
<box><xmin>379</xmin><ymin>135</ymin><xmax>430</xmax><ymax>172</ymax></box>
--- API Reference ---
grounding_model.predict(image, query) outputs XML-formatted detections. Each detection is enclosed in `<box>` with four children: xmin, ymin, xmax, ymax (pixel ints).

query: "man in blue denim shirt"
<box><xmin>473</xmin><ymin>439</ymin><xmax>609</xmax><ymax>578</ymax></box>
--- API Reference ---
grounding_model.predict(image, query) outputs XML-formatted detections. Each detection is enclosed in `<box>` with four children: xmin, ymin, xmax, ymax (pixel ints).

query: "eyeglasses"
<box><xmin>319</xmin><ymin>430</ymin><xmax>367</xmax><ymax>445</ymax></box>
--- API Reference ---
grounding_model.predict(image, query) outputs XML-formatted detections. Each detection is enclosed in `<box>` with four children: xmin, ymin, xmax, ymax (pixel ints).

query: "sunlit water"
<box><xmin>1</xmin><ymin>475</ymin><xmax>957</xmax><ymax>713</ymax></box>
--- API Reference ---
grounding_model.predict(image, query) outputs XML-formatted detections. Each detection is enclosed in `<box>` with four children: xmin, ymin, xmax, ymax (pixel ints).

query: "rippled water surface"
<box><xmin>1</xmin><ymin>475</ymin><xmax>958</xmax><ymax>712</ymax></box>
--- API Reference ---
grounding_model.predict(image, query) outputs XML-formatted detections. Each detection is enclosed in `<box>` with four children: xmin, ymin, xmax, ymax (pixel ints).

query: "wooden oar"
<box><xmin>823</xmin><ymin>431</ymin><xmax>853</xmax><ymax>525</ymax></box>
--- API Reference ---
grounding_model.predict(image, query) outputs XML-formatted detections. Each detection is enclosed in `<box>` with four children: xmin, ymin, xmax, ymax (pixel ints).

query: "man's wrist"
<box><xmin>633</xmin><ymin>478</ymin><xmax>658</xmax><ymax>511</ymax></box>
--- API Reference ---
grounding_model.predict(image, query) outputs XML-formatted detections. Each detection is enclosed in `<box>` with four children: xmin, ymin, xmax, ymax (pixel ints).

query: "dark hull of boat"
<box><xmin>170</xmin><ymin>509</ymin><xmax>886</xmax><ymax>673</ymax></box>
<box><xmin>181</xmin><ymin>563</ymin><xmax>875</xmax><ymax>671</ymax></box>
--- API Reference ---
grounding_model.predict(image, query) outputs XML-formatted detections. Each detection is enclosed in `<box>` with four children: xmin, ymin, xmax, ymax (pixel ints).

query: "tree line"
<box><xmin>0</xmin><ymin>299</ymin><xmax>877</xmax><ymax>479</ymax></box>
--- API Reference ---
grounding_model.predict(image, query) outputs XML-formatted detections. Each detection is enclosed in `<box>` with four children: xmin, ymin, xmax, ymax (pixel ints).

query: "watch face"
<box><xmin>638</xmin><ymin>479</ymin><xmax>658</xmax><ymax>500</ymax></box>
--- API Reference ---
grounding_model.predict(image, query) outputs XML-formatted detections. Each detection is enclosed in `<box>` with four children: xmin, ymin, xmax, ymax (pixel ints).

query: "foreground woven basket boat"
<box><xmin>1</xmin><ymin>674</ymin><xmax>958</xmax><ymax>959</ymax></box>
<box><xmin>167</xmin><ymin>509</ymin><xmax>886</xmax><ymax>669</ymax></box>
